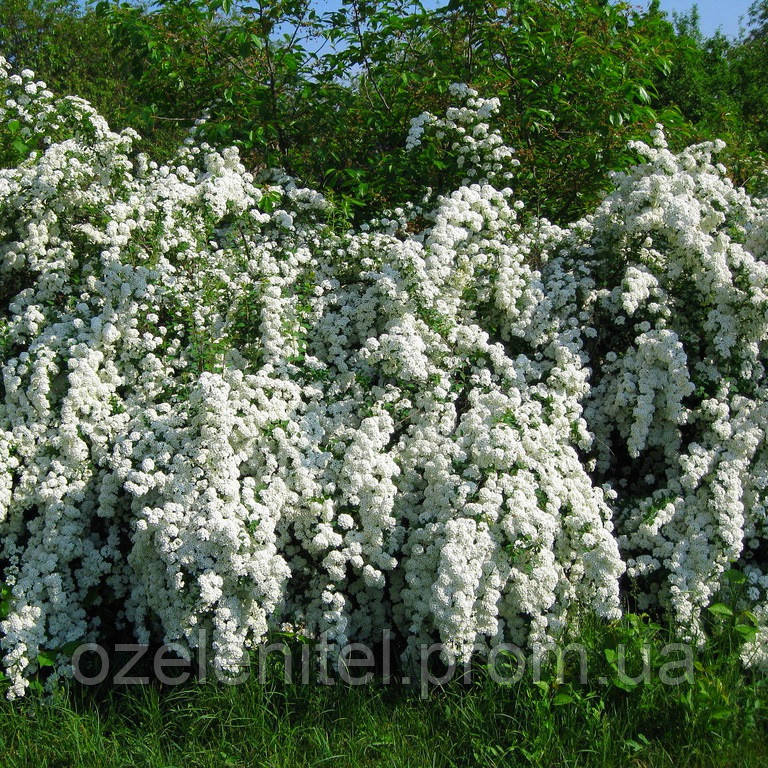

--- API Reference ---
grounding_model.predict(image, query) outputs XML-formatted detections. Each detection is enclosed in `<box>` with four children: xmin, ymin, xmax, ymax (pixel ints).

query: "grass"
<box><xmin>0</xmin><ymin>611</ymin><xmax>766</xmax><ymax>768</ymax></box>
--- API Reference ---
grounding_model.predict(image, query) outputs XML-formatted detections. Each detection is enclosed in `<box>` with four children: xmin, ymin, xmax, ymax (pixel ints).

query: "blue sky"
<box><xmin>653</xmin><ymin>0</ymin><xmax>755</xmax><ymax>38</ymax></box>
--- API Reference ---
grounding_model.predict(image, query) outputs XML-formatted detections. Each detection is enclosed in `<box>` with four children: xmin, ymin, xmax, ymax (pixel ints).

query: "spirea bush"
<box><xmin>0</xmin><ymin>61</ymin><xmax>767</xmax><ymax>698</ymax></box>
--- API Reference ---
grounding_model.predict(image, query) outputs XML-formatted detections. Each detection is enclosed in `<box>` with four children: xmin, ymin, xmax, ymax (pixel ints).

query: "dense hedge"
<box><xmin>2</xmin><ymin>0</ymin><xmax>768</xmax><ymax>222</ymax></box>
<box><xmin>1</xmin><ymin>61</ymin><xmax>767</xmax><ymax>698</ymax></box>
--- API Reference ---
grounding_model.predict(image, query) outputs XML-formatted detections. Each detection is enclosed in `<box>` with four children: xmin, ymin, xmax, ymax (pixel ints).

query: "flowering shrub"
<box><xmin>0</xmin><ymin>60</ymin><xmax>767</xmax><ymax>698</ymax></box>
<box><xmin>533</xmin><ymin>129</ymin><xmax>768</xmax><ymax>667</ymax></box>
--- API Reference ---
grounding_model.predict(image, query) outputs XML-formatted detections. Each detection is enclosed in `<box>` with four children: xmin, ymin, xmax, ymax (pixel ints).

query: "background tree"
<box><xmin>3</xmin><ymin>0</ymin><xmax>768</xmax><ymax>217</ymax></box>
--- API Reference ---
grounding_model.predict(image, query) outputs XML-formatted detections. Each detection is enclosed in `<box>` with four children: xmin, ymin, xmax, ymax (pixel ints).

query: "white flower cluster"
<box><xmin>533</xmin><ymin>127</ymin><xmax>768</xmax><ymax>646</ymax></box>
<box><xmin>405</xmin><ymin>83</ymin><xmax>518</xmax><ymax>188</ymax></box>
<box><xmin>1</xmin><ymin>60</ymin><xmax>767</xmax><ymax>697</ymax></box>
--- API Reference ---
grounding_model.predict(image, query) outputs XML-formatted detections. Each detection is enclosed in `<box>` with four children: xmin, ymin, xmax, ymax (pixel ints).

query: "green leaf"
<box><xmin>707</xmin><ymin>603</ymin><xmax>734</xmax><ymax>618</ymax></box>
<box><xmin>612</xmin><ymin>676</ymin><xmax>638</xmax><ymax>692</ymax></box>
<box><xmin>735</xmin><ymin>624</ymin><xmax>758</xmax><ymax>641</ymax></box>
<box><xmin>37</xmin><ymin>650</ymin><xmax>57</xmax><ymax>668</ymax></box>
<box><xmin>740</xmin><ymin>610</ymin><xmax>760</xmax><ymax>627</ymax></box>
<box><xmin>723</xmin><ymin>569</ymin><xmax>746</xmax><ymax>584</ymax></box>
<box><xmin>60</xmin><ymin>640</ymin><xmax>83</xmax><ymax>656</ymax></box>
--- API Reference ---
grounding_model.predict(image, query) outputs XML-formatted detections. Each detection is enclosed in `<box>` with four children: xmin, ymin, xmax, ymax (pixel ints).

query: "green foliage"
<box><xmin>1</xmin><ymin>617</ymin><xmax>767</xmax><ymax>766</ymax></box>
<box><xmin>0</xmin><ymin>0</ymin><xmax>166</xmax><ymax>153</ymax></box>
<box><xmin>7</xmin><ymin>0</ymin><xmax>768</xmax><ymax>223</ymax></box>
<box><xmin>402</xmin><ymin>0</ymin><xmax>680</xmax><ymax>219</ymax></box>
<box><xmin>3</xmin><ymin>0</ymin><xmax>768</xmax><ymax>219</ymax></box>
<box><xmin>0</xmin><ymin>581</ymin><xmax>9</xmax><ymax>620</ymax></box>
<box><xmin>654</xmin><ymin>1</ymin><xmax>768</xmax><ymax>196</ymax></box>
<box><xmin>286</xmin><ymin>0</ymin><xmax>684</xmax><ymax>220</ymax></box>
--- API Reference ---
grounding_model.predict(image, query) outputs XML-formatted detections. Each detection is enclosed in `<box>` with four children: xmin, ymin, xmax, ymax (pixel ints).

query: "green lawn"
<box><xmin>0</xmin><ymin>614</ymin><xmax>766</xmax><ymax>768</ymax></box>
